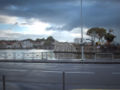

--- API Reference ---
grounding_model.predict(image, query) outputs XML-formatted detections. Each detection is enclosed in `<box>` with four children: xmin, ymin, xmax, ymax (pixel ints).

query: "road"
<box><xmin>0</xmin><ymin>62</ymin><xmax>120</xmax><ymax>90</ymax></box>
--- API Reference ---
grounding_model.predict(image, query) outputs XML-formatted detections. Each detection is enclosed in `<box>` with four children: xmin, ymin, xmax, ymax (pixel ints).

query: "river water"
<box><xmin>0</xmin><ymin>49</ymin><xmax>115</xmax><ymax>60</ymax></box>
<box><xmin>0</xmin><ymin>49</ymin><xmax>79</xmax><ymax>60</ymax></box>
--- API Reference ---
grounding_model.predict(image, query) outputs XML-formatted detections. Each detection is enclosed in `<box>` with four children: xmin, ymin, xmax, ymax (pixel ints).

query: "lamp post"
<box><xmin>80</xmin><ymin>0</ymin><xmax>85</xmax><ymax>60</ymax></box>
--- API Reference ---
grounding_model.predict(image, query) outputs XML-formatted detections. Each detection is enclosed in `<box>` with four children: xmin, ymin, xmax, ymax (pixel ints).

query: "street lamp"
<box><xmin>80</xmin><ymin>0</ymin><xmax>85</xmax><ymax>60</ymax></box>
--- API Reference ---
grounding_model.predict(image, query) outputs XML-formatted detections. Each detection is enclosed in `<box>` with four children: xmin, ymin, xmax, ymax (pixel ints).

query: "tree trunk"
<box><xmin>106</xmin><ymin>40</ymin><xmax>111</xmax><ymax>45</ymax></box>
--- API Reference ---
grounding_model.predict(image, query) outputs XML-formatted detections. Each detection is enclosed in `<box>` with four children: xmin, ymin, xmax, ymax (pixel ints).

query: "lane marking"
<box><xmin>0</xmin><ymin>68</ymin><xmax>61</xmax><ymax>73</ymax></box>
<box><xmin>67</xmin><ymin>72</ymin><xmax>95</xmax><ymax>74</ymax></box>
<box><xmin>0</xmin><ymin>68</ymin><xmax>95</xmax><ymax>74</ymax></box>
<box><xmin>0</xmin><ymin>68</ymin><xmax>28</xmax><ymax>72</ymax></box>
<box><xmin>72</xmin><ymin>89</ymin><xmax>120</xmax><ymax>90</ymax></box>
<box><xmin>112</xmin><ymin>72</ymin><xmax>120</xmax><ymax>75</ymax></box>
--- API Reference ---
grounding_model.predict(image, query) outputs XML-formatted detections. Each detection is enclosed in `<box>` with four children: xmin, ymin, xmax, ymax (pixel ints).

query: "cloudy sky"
<box><xmin>0</xmin><ymin>0</ymin><xmax>120</xmax><ymax>43</ymax></box>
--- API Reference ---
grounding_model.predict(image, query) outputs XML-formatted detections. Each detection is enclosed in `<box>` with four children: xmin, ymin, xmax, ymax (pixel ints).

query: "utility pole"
<box><xmin>80</xmin><ymin>0</ymin><xmax>85</xmax><ymax>60</ymax></box>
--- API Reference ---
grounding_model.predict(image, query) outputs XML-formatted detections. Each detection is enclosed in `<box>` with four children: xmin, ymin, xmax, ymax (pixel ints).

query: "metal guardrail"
<box><xmin>0</xmin><ymin>52</ymin><xmax>55</xmax><ymax>60</ymax></box>
<box><xmin>2</xmin><ymin>75</ymin><xmax>6</xmax><ymax>90</ymax></box>
<box><xmin>0</xmin><ymin>52</ymin><xmax>119</xmax><ymax>61</ymax></box>
<box><xmin>0</xmin><ymin>52</ymin><xmax>82</xmax><ymax>60</ymax></box>
<box><xmin>1</xmin><ymin>71</ymin><xmax>66</xmax><ymax>90</ymax></box>
<box><xmin>95</xmin><ymin>53</ymin><xmax>114</xmax><ymax>60</ymax></box>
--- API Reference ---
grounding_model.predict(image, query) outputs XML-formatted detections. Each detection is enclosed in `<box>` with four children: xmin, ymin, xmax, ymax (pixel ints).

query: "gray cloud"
<box><xmin>83</xmin><ymin>0</ymin><xmax>120</xmax><ymax>28</ymax></box>
<box><xmin>0</xmin><ymin>0</ymin><xmax>120</xmax><ymax>31</ymax></box>
<box><xmin>0</xmin><ymin>30</ymin><xmax>47</xmax><ymax>40</ymax></box>
<box><xmin>0</xmin><ymin>0</ymin><xmax>80</xmax><ymax>26</ymax></box>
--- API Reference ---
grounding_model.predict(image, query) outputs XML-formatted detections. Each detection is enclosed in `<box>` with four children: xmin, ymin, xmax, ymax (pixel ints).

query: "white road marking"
<box><xmin>67</xmin><ymin>72</ymin><xmax>95</xmax><ymax>74</ymax></box>
<box><xmin>112</xmin><ymin>72</ymin><xmax>120</xmax><ymax>75</ymax></box>
<box><xmin>0</xmin><ymin>68</ymin><xmax>61</xmax><ymax>73</ymax></box>
<box><xmin>0</xmin><ymin>68</ymin><xmax>28</xmax><ymax>72</ymax></box>
<box><xmin>73</xmin><ymin>89</ymin><xmax>120</xmax><ymax>90</ymax></box>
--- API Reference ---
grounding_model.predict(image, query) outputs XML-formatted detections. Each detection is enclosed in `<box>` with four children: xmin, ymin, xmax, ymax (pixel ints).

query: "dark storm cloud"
<box><xmin>0</xmin><ymin>0</ymin><xmax>120</xmax><ymax>31</ymax></box>
<box><xmin>83</xmin><ymin>0</ymin><xmax>120</xmax><ymax>29</ymax></box>
<box><xmin>0</xmin><ymin>0</ymin><xmax>80</xmax><ymax>25</ymax></box>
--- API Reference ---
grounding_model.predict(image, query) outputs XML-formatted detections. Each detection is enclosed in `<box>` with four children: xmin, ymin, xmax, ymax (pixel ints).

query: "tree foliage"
<box><xmin>104</xmin><ymin>30</ymin><xmax>116</xmax><ymax>43</ymax></box>
<box><xmin>36</xmin><ymin>38</ymin><xmax>45</xmax><ymax>42</ymax></box>
<box><xmin>46</xmin><ymin>36</ymin><xmax>55</xmax><ymax>42</ymax></box>
<box><xmin>87</xmin><ymin>27</ymin><xmax>107</xmax><ymax>42</ymax></box>
<box><xmin>44</xmin><ymin>36</ymin><xmax>55</xmax><ymax>46</ymax></box>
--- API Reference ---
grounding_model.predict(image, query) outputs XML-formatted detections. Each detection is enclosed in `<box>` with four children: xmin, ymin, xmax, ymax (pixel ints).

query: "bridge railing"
<box><xmin>0</xmin><ymin>51</ymin><xmax>119</xmax><ymax>61</ymax></box>
<box><xmin>95</xmin><ymin>53</ymin><xmax>114</xmax><ymax>61</ymax></box>
<box><xmin>0</xmin><ymin>71</ymin><xmax>66</xmax><ymax>90</ymax></box>
<box><xmin>0</xmin><ymin>52</ymin><xmax>55</xmax><ymax>60</ymax></box>
<box><xmin>0</xmin><ymin>71</ymin><xmax>90</xmax><ymax>90</ymax></box>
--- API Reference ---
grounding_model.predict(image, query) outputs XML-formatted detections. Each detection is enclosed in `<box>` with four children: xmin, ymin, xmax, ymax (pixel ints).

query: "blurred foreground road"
<box><xmin>0</xmin><ymin>62</ymin><xmax>120</xmax><ymax>90</ymax></box>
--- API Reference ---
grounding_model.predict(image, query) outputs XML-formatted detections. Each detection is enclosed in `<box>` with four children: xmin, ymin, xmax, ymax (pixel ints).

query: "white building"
<box><xmin>74</xmin><ymin>38</ymin><xmax>88</xmax><ymax>44</ymax></box>
<box><xmin>54</xmin><ymin>41</ymin><xmax>76</xmax><ymax>52</ymax></box>
<box><xmin>12</xmin><ymin>42</ymin><xmax>21</xmax><ymax>48</ymax></box>
<box><xmin>21</xmin><ymin>39</ymin><xmax>33</xmax><ymax>48</ymax></box>
<box><xmin>74</xmin><ymin>38</ymin><xmax>81</xmax><ymax>44</ymax></box>
<box><xmin>6</xmin><ymin>44</ymin><xmax>13</xmax><ymax>48</ymax></box>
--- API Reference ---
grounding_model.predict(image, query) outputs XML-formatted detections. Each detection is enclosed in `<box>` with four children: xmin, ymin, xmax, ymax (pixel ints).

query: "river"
<box><xmin>0</xmin><ymin>49</ymin><xmax>115</xmax><ymax>60</ymax></box>
<box><xmin>0</xmin><ymin>49</ymin><xmax>79</xmax><ymax>60</ymax></box>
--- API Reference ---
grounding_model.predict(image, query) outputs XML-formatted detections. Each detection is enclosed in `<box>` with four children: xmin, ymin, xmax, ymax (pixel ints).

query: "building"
<box><xmin>21</xmin><ymin>39</ymin><xmax>33</xmax><ymax>48</ymax></box>
<box><xmin>74</xmin><ymin>38</ymin><xmax>87</xmax><ymax>44</ymax></box>
<box><xmin>33</xmin><ymin>41</ymin><xmax>45</xmax><ymax>49</ymax></box>
<box><xmin>74</xmin><ymin>38</ymin><xmax>81</xmax><ymax>44</ymax></box>
<box><xmin>0</xmin><ymin>41</ymin><xmax>7</xmax><ymax>48</ymax></box>
<box><xmin>12</xmin><ymin>42</ymin><xmax>22</xmax><ymax>48</ymax></box>
<box><xmin>54</xmin><ymin>41</ymin><xmax>76</xmax><ymax>52</ymax></box>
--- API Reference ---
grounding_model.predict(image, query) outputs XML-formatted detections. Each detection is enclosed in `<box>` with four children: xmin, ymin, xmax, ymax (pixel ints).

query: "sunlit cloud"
<box><xmin>71</xmin><ymin>27</ymin><xmax>89</xmax><ymax>38</ymax></box>
<box><xmin>18</xmin><ymin>19</ymin><xmax>55</xmax><ymax>35</ymax></box>
<box><xmin>0</xmin><ymin>15</ymin><xmax>18</xmax><ymax>24</ymax></box>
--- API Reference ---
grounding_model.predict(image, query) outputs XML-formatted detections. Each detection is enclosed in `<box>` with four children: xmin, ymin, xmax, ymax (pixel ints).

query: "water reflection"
<box><xmin>0</xmin><ymin>49</ymin><xmax>120</xmax><ymax>60</ymax></box>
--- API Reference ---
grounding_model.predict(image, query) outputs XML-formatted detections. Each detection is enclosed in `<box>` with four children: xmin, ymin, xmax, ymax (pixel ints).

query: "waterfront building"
<box><xmin>21</xmin><ymin>39</ymin><xmax>33</xmax><ymax>49</ymax></box>
<box><xmin>54</xmin><ymin>41</ymin><xmax>76</xmax><ymax>52</ymax></box>
<box><xmin>74</xmin><ymin>38</ymin><xmax>81</xmax><ymax>44</ymax></box>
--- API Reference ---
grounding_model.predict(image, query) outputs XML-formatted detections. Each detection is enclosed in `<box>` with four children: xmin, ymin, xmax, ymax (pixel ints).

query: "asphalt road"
<box><xmin>0</xmin><ymin>62</ymin><xmax>120</xmax><ymax>90</ymax></box>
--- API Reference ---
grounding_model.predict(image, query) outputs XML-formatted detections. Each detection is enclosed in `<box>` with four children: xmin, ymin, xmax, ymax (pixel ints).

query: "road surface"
<box><xmin>0</xmin><ymin>62</ymin><xmax>120</xmax><ymax>90</ymax></box>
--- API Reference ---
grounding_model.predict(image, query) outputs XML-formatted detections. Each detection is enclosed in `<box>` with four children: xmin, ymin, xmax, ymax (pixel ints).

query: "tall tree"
<box><xmin>46</xmin><ymin>36</ymin><xmax>55</xmax><ymax>42</ymax></box>
<box><xmin>44</xmin><ymin>36</ymin><xmax>55</xmax><ymax>48</ymax></box>
<box><xmin>87</xmin><ymin>27</ymin><xmax>107</xmax><ymax>45</ymax></box>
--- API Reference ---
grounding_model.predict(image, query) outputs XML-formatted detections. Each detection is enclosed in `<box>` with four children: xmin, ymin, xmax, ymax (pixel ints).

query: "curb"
<box><xmin>0</xmin><ymin>60</ymin><xmax>120</xmax><ymax>64</ymax></box>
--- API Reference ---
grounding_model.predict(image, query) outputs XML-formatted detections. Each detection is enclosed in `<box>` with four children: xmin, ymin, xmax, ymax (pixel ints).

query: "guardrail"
<box><xmin>2</xmin><ymin>75</ymin><xmax>6</xmax><ymax>90</ymax></box>
<box><xmin>95</xmin><ymin>53</ymin><xmax>114</xmax><ymax>60</ymax></box>
<box><xmin>0</xmin><ymin>52</ymin><xmax>82</xmax><ymax>60</ymax></box>
<box><xmin>0</xmin><ymin>52</ymin><xmax>119</xmax><ymax>61</ymax></box>
<box><xmin>1</xmin><ymin>71</ymin><xmax>66</xmax><ymax>90</ymax></box>
<box><xmin>0</xmin><ymin>52</ymin><xmax>55</xmax><ymax>60</ymax></box>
